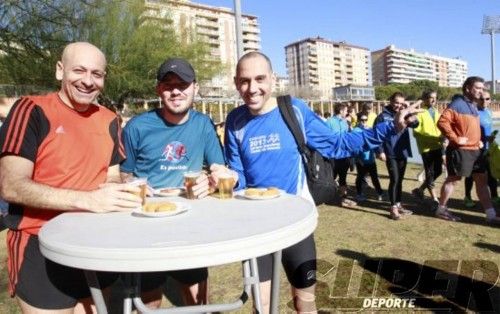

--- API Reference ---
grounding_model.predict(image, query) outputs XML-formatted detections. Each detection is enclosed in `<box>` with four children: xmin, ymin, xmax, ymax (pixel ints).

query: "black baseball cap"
<box><xmin>156</xmin><ymin>58</ymin><xmax>196</xmax><ymax>83</ymax></box>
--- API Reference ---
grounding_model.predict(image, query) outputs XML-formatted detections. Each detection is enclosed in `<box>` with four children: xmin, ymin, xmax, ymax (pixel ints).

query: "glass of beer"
<box><xmin>218</xmin><ymin>173</ymin><xmax>235</xmax><ymax>199</ymax></box>
<box><xmin>184</xmin><ymin>171</ymin><xmax>201</xmax><ymax>200</ymax></box>
<box><xmin>126</xmin><ymin>177</ymin><xmax>148</xmax><ymax>206</ymax></box>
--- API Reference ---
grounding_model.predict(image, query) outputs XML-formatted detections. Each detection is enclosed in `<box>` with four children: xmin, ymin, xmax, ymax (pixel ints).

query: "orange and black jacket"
<box><xmin>437</xmin><ymin>95</ymin><xmax>480</xmax><ymax>150</ymax></box>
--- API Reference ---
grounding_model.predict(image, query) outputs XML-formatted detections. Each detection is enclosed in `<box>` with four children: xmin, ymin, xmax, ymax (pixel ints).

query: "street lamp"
<box><xmin>481</xmin><ymin>15</ymin><xmax>500</xmax><ymax>94</ymax></box>
<box><xmin>233</xmin><ymin>0</ymin><xmax>244</xmax><ymax>59</ymax></box>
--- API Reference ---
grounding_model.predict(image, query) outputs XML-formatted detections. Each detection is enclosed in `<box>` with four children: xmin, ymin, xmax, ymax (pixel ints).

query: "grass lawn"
<box><xmin>1</xmin><ymin>161</ymin><xmax>499</xmax><ymax>313</ymax></box>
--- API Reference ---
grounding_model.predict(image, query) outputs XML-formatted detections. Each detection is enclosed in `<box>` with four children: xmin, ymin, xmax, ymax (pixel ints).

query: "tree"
<box><xmin>0</xmin><ymin>0</ymin><xmax>223</xmax><ymax>103</ymax></box>
<box><xmin>375</xmin><ymin>84</ymin><xmax>402</xmax><ymax>100</ymax></box>
<box><xmin>375</xmin><ymin>80</ymin><xmax>460</xmax><ymax>101</ymax></box>
<box><xmin>0</xmin><ymin>0</ymin><xmax>86</xmax><ymax>87</ymax></box>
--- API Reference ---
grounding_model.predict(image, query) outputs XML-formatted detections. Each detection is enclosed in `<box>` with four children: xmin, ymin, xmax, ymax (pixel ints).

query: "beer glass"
<box><xmin>218</xmin><ymin>174</ymin><xmax>235</xmax><ymax>199</ymax></box>
<box><xmin>126</xmin><ymin>177</ymin><xmax>148</xmax><ymax>206</ymax></box>
<box><xmin>184</xmin><ymin>171</ymin><xmax>201</xmax><ymax>199</ymax></box>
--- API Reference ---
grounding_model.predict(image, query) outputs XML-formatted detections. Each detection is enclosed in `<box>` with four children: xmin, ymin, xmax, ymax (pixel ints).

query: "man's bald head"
<box><xmin>56</xmin><ymin>42</ymin><xmax>107</xmax><ymax>111</ymax></box>
<box><xmin>61</xmin><ymin>42</ymin><xmax>107</xmax><ymax>67</ymax></box>
<box><xmin>235</xmin><ymin>51</ymin><xmax>273</xmax><ymax>76</ymax></box>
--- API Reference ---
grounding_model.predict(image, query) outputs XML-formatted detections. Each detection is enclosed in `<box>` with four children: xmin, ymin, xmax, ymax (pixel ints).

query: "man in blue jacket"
<box><xmin>375</xmin><ymin>92</ymin><xmax>420</xmax><ymax>220</ymax></box>
<box><xmin>326</xmin><ymin>103</ymin><xmax>356</xmax><ymax>206</ymax></box>
<box><xmin>222</xmin><ymin>51</ymin><xmax>422</xmax><ymax>313</ymax></box>
<box><xmin>463</xmin><ymin>90</ymin><xmax>499</xmax><ymax>207</ymax></box>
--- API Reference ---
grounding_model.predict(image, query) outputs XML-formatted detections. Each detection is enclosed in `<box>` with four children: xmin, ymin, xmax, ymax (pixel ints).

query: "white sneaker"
<box><xmin>435</xmin><ymin>207</ymin><xmax>461</xmax><ymax>222</ymax></box>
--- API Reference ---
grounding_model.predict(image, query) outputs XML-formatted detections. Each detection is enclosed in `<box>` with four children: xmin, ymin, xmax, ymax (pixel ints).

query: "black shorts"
<box><xmin>13</xmin><ymin>234</ymin><xmax>118</xmax><ymax>310</ymax></box>
<box><xmin>257</xmin><ymin>234</ymin><xmax>316</xmax><ymax>289</ymax></box>
<box><xmin>139</xmin><ymin>268</ymin><xmax>208</xmax><ymax>292</ymax></box>
<box><xmin>446</xmin><ymin>148</ymin><xmax>485</xmax><ymax>177</ymax></box>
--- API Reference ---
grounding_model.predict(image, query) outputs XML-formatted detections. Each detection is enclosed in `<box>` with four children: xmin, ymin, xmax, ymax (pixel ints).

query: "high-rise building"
<box><xmin>274</xmin><ymin>75</ymin><xmax>289</xmax><ymax>95</ymax></box>
<box><xmin>371</xmin><ymin>45</ymin><xmax>467</xmax><ymax>87</ymax></box>
<box><xmin>485</xmin><ymin>80</ymin><xmax>500</xmax><ymax>92</ymax></box>
<box><xmin>145</xmin><ymin>0</ymin><xmax>261</xmax><ymax>96</ymax></box>
<box><xmin>285</xmin><ymin>37</ymin><xmax>371</xmax><ymax>100</ymax></box>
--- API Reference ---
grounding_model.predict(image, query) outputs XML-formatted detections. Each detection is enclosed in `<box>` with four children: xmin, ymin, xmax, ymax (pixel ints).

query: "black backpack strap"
<box><xmin>277</xmin><ymin>95</ymin><xmax>309</xmax><ymax>159</ymax></box>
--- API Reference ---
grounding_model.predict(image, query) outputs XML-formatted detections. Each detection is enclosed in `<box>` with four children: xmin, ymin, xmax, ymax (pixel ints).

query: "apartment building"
<box><xmin>485</xmin><ymin>80</ymin><xmax>500</xmax><ymax>92</ymax></box>
<box><xmin>285</xmin><ymin>37</ymin><xmax>371</xmax><ymax>100</ymax></box>
<box><xmin>371</xmin><ymin>45</ymin><xmax>467</xmax><ymax>87</ymax></box>
<box><xmin>274</xmin><ymin>75</ymin><xmax>289</xmax><ymax>95</ymax></box>
<box><xmin>145</xmin><ymin>0</ymin><xmax>261</xmax><ymax>96</ymax></box>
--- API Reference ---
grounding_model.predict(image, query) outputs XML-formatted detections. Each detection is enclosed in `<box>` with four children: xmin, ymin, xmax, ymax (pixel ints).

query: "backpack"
<box><xmin>277</xmin><ymin>95</ymin><xmax>337</xmax><ymax>205</ymax></box>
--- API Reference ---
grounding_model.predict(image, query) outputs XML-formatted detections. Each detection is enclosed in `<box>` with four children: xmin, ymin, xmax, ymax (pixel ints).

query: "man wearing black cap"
<box><xmin>120</xmin><ymin>57</ymin><xmax>227</xmax><ymax>307</ymax></box>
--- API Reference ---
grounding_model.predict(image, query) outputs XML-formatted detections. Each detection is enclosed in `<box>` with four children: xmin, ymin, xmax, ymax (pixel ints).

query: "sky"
<box><xmin>196</xmin><ymin>0</ymin><xmax>499</xmax><ymax>80</ymax></box>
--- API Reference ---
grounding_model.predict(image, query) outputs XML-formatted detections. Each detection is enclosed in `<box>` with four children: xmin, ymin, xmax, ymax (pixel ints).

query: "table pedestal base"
<box><xmin>84</xmin><ymin>254</ymin><xmax>284</xmax><ymax>314</ymax></box>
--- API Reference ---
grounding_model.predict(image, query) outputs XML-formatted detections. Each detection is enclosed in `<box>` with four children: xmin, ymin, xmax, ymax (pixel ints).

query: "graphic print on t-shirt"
<box><xmin>249</xmin><ymin>133</ymin><xmax>281</xmax><ymax>154</ymax></box>
<box><xmin>160</xmin><ymin>141</ymin><xmax>186</xmax><ymax>163</ymax></box>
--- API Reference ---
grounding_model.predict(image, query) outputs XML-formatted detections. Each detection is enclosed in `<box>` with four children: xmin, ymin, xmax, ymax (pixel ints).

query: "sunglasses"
<box><xmin>483</xmin><ymin>98</ymin><xmax>491</xmax><ymax>101</ymax></box>
<box><xmin>360</xmin><ymin>119</ymin><xmax>368</xmax><ymax>122</ymax></box>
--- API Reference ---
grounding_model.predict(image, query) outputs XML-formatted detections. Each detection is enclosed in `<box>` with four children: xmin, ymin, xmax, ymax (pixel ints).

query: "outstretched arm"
<box><xmin>306</xmin><ymin>102</ymin><xmax>423</xmax><ymax>159</ymax></box>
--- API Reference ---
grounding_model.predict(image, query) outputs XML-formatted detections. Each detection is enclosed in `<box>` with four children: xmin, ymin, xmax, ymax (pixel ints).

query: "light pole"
<box><xmin>482</xmin><ymin>15</ymin><xmax>500</xmax><ymax>94</ymax></box>
<box><xmin>233</xmin><ymin>0</ymin><xmax>244</xmax><ymax>59</ymax></box>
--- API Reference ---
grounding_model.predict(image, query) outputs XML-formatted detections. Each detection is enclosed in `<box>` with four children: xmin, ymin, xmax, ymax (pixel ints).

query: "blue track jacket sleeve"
<box><xmin>224</xmin><ymin>121</ymin><xmax>247</xmax><ymax>190</ymax></box>
<box><xmin>296</xmin><ymin>99</ymin><xmax>396</xmax><ymax>159</ymax></box>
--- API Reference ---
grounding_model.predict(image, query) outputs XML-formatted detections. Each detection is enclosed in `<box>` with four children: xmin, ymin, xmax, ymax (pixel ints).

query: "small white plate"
<box><xmin>235</xmin><ymin>189</ymin><xmax>284</xmax><ymax>200</ymax></box>
<box><xmin>132</xmin><ymin>201</ymin><xmax>190</xmax><ymax>218</ymax></box>
<box><xmin>154</xmin><ymin>187</ymin><xmax>185</xmax><ymax>197</ymax></box>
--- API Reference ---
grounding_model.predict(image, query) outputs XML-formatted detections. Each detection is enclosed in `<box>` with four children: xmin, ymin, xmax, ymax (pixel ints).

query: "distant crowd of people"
<box><xmin>313</xmin><ymin>81</ymin><xmax>499</xmax><ymax>223</ymax></box>
<box><xmin>0</xmin><ymin>41</ymin><xmax>498</xmax><ymax>314</ymax></box>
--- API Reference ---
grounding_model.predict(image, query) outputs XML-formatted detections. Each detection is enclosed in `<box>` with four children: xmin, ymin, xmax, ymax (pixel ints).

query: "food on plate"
<box><xmin>159</xmin><ymin>188</ymin><xmax>182</xmax><ymax>195</ymax></box>
<box><xmin>262</xmin><ymin>187</ymin><xmax>280</xmax><ymax>197</ymax></box>
<box><xmin>143</xmin><ymin>202</ymin><xmax>177</xmax><ymax>213</ymax></box>
<box><xmin>244</xmin><ymin>188</ymin><xmax>262</xmax><ymax>196</ymax></box>
<box><xmin>244</xmin><ymin>187</ymin><xmax>280</xmax><ymax>197</ymax></box>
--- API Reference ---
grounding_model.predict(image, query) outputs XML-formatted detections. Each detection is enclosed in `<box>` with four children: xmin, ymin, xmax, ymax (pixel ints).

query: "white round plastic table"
<box><xmin>39</xmin><ymin>193</ymin><xmax>317</xmax><ymax>313</ymax></box>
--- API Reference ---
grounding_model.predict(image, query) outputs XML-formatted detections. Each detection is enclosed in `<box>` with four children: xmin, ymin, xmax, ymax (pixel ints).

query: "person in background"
<box><xmin>463</xmin><ymin>90</ymin><xmax>499</xmax><ymax>208</ymax></box>
<box><xmin>361</xmin><ymin>102</ymin><xmax>378</xmax><ymax>128</ymax></box>
<box><xmin>346</xmin><ymin>105</ymin><xmax>357</xmax><ymax>129</ymax></box>
<box><xmin>436</xmin><ymin>76</ymin><xmax>500</xmax><ymax>224</ymax></box>
<box><xmin>411</xmin><ymin>90</ymin><xmax>445</xmax><ymax>205</ymax></box>
<box><xmin>222</xmin><ymin>51</ymin><xmax>422</xmax><ymax>313</ymax></box>
<box><xmin>216</xmin><ymin>121</ymin><xmax>226</xmax><ymax>145</ymax></box>
<box><xmin>375</xmin><ymin>92</ymin><xmax>420</xmax><ymax>220</ymax></box>
<box><xmin>326</xmin><ymin>103</ymin><xmax>356</xmax><ymax>206</ymax></box>
<box><xmin>353</xmin><ymin>113</ymin><xmax>384</xmax><ymax>202</ymax></box>
<box><xmin>314</xmin><ymin>109</ymin><xmax>326</xmax><ymax>121</ymax></box>
<box><xmin>0</xmin><ymin>42</ymin><xmax>141</xmax><ymax>313</ymax></box>
<box><xmin>120</xmin><ymin>57</ymin><xmax>228</xmax><ymax>308</ymax></box>
<box><xmin>0</xmin><ymin>97</ymin><xmax>13</xmax><ymax>219</ymax></box>
<box><xmin>0</xmin><ymin>96</ymin><xmax>15</xmax><ymax>125</ymax></box>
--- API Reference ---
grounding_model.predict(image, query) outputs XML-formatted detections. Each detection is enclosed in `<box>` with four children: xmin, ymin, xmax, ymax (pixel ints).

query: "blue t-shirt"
<box><xmin>326</xmin><ymin>116</ymin><xmax>349</xmax><ymax>134</ymax></box>
<box><xmin>478</xmin><ymin>107</ymin><xmax>493</xmax><ymax>149</ymax></box>
<box><xmin>352</xmin><ymin>126</ymin><xmax>376</xmax><ymax>164</ymax></box>
<box><xmin>121</xmin><ymin>109</ymin><xmax>224</xmax><ymax>188</ymax></box>
<box><xmin>224</xmin><ymin>98</ymin><xmax>396</xmax><ymax>199</ymax></box>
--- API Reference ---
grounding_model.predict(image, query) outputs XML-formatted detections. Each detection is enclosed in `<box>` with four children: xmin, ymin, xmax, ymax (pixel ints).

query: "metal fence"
<box><xmin>3</xmin><ymin>93</ymin><xmax>499</xmax><ymax>124</ymax></box>
<box><xmin>178</xmin><ymin>99</ymin><xmax>500</xmax><ymax>124</ymax></box>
